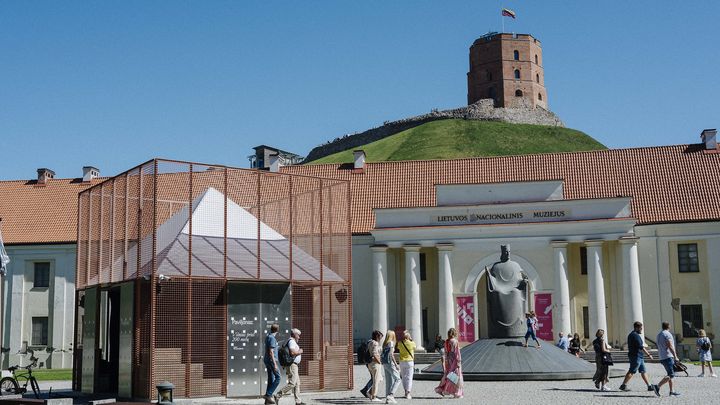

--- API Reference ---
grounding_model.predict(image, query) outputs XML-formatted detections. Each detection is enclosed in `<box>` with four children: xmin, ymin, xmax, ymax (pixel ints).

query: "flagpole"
<box><xmin>501</xmin><ymin>1</ymin><xmax>505</xmax><ymax>33</ymax></box>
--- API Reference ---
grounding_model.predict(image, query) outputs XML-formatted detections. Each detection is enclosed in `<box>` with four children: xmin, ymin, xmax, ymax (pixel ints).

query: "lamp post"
<box><xmin>0</xmin><ymin>217</ymin><xmax>8</xmax><ymax>368</ymax></box>
<box><xmin>156</xmin><ymin>381</ymin><xmax>174</xmax><ymax>404</ymax></box>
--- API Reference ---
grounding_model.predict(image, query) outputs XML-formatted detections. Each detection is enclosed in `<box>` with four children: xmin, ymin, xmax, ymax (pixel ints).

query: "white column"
<box><xmin>404</xmin><ymin>245</ymin><xmax>424</xmax><ymax>350</ymax></box>
<box><xmin>371</xmin><ymin>245</ymin><xmax>389</xmax><ymax>333</ymax></box>
<box><xmin>437</xmin><ymin>244</ymin><xmax>455</xmax><ymax>337</ymax></box>
<box><xmin>551</xmin><ymin>241</ymin><xmax>571</xmax><ymax>337</ymax></box>
<box><xmin>620</xmin><ymin>237</ymin><xmax>644</xmax><ymax>334</ymax></box>
<box><xmin>586</xmin><ymin>240</ymin><xmax>608</xmax><ymax>338</ymax></box>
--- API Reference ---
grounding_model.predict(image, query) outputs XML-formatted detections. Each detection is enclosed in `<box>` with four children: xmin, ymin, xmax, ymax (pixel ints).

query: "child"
<box><xmin>696</xmin><ymin>329</ymin><xmax>716</xmax><ymax>377</ymax></box>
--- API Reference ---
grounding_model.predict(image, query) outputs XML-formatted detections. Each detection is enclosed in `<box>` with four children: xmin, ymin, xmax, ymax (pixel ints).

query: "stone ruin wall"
<box><xmin>304</xmin><ymin>99</ymin><xmax>565</xmax><ymax>162</ymax></box>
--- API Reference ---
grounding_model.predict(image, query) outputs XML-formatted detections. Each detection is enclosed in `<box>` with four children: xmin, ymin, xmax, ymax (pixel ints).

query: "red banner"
<box><xmin>533</xmin><ymin>293</ymin><xmax>553</xmax><ymax>341</ymax></box>
<box><xmin>455</xmin><ymin>295</ymin><xmax>476</xmax><ymax>342</ymax></box>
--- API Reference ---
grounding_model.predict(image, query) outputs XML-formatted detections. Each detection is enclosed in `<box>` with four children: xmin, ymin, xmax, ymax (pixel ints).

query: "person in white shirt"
<box><xmin>274</xmin><ymin>328</ymin><xmax>305</xmax><ymax>405</ymax></box>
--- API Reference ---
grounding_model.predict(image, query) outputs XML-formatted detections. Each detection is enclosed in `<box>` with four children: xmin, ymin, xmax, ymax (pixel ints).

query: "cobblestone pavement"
<box><xmin>35</xmin><ymin>363</ymin><xmax>720</xmax><ymax>404</ymax></box>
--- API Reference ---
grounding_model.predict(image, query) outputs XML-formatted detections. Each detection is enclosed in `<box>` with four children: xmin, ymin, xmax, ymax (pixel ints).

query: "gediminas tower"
<box><xmin>467</xmin><ymin>33</ymin><xmax>548</xmax><ymax>109</ymax></box>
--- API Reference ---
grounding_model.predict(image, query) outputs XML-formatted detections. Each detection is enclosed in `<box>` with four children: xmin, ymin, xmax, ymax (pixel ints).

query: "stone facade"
<box><xmin>304</xmin><ymin>99</ymin><xmax>564</xmax><ymax>162</ymax></box>
<box><xmin>468</xmin><ymin>33</ymin><xmax>547</xmax><ymax>109</ymax></box>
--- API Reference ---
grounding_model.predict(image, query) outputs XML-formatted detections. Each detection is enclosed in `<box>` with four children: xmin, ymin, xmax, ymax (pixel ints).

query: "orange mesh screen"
<box><xmin>76</xmin><ymin>159</ymin><xmax>352</xmax><ymax>398</ymax></box>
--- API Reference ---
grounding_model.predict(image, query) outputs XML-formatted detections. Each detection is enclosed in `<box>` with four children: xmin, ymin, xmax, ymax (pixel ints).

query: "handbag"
<box><xmin>601</xmin><ymin>352</ymin><xmax>614</xmax><ymax>366</ymax></box>
<box><xmin>446</xmin><ymin>371</ymin><xmax>460</xmax><ymax>385</ymax></box>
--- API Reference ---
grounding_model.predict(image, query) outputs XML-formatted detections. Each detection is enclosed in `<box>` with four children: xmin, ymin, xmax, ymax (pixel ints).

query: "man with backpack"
<box><xmin>359</xmin><ymin>330</ymin><xmax>384</xmax><ymax>402</ymax></box>
<box><xmin>274</xmin><ymin>328</ymin><xmax>305</xmax><ymax>405</ymax></box>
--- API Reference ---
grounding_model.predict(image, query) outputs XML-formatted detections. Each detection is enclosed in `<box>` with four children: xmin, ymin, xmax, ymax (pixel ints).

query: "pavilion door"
<box><xmin>226</xmin><ymin>282</ymin><xmax>292</xmax><ymax>397</ymax></box>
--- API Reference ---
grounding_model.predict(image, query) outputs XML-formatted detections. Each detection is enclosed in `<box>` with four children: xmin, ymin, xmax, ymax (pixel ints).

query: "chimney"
<box><xmin>82</xmin><ymin>166</ymin><xmax>100</xmax><ymax>182</ymax></box>
<box><xmin>36</xmin><ymin>168</ymin><xmax>55</xmax><ymax>185</ymax></box>
<box><xmin>353</xmin><ymin>150</ymin><xmax>366</xmax><ymax>170</ymax></box>
<box><xmin>269</xmin><ymin>153</ymin><xmax>282</xmax><ymax>173</ymax></box>
<box><xmin>701</xmin><ymin>129</ymin><xmax>717</xmax><ymax>150</ymax></box>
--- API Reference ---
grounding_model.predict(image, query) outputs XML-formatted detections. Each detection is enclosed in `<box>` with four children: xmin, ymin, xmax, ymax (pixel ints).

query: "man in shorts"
<box><xmin>619</xmin><ymin>321</ymin><xmax>653</xmax><ymax>392</ymax></box>
<box><xmin>651</xmin><ymin>322</ymin><xmax>680</xmax><ymax>397</ymax></box>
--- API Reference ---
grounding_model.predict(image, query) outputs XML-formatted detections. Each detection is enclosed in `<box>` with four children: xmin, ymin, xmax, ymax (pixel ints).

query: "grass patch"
<box><xmin>692</xmin><ymin>361</ymin><xmax>720</xmax><ymax>367</ymax></box>
<box><xmin>28</xmin><ymin>368</ymin><xmax>73</xmax><ymax>381</ymax></box>
<box><xmin>307</xmin><ymin>119</ymin><xmax>606</xmax><ymax>164</ymax></box>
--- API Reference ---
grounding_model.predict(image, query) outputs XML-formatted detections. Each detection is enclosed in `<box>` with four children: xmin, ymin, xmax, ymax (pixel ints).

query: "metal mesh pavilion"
<box><xmin>73</xmin><ymin>159</ymin><xmax>352</xmax><ymax>399</ymax></box>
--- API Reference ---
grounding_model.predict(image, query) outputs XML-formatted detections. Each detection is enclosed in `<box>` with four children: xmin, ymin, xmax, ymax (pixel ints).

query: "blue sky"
<box><xmin>1</xmin><ymin>1</ymin><xmax>718</xmax><ymax>180</ymax></box>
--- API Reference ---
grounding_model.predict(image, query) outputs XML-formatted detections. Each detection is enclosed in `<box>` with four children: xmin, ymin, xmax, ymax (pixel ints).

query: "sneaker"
<box><xmin>405</xmin><ymin>394</ymin><xmax>412</xmax><ymax>400</ymax></box>
<box><xmin>669</xmin><ymin>391</ymin><xmax>681</xmax><ymax>397</ymax></box>
<box><xmin>647</xmin><ymin>385</ymin><xmax>655</xmax><ymax>391</ymax></box>
<box><xmin>360</xmin><ymin>388</ymin><xmax>369</xmax><ymax>399</ymax></box>
<box><xmin>652</xmin><ymin>384</ymin><xmax>660</xmax><ymax>397</ymax></box>
<box><xmin>264</xmin><ymin>395</ymin><xmax>276</xmax><ymax>404</ymax></box>
<box><xmin>594</xmin><ymin>381</ymin><xmax>600</xmax><ymax>389</ymax></box>
<box><xmin>619</xmin><ymin>384</ymin><xmax>630</xmax><ymax>392</ymax></box>
<box><xmin>711</xmin><ymin>373</ymin><xmax>718</xmax><ymax>378</ymax></box>
<box><xmin>386</xmin><ymin>396</ymin><xmax>397</xmax><ymax>404</ymax></box>
<box><xmin>371</xmin><ymin>398</ymin><xmax>383</xmax><ymax>403</ymax></box>
<box><xmin>601</xmin><ymin>386</ymin><xmax>610</xmax><ymax>391</ymax></box>
<box><xmin>698</xmin><ymin>373</ymin><xmax>706</xmax><ymax>377</ymax></box>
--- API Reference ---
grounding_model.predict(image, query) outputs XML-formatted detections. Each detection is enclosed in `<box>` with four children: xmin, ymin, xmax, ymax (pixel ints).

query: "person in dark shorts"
<box><xmin>651</xmin><ymin>322</ymin><xmax>680</xmax><ymax>397</ymax></box>
<box><xmin>619</xmin><ymin>321</ymin><xmax>654</xmax><ymax>392</ymax></box>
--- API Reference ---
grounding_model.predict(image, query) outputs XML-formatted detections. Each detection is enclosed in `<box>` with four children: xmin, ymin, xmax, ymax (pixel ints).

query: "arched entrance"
<box><xmin>462</xmin><ymin>253</ymin><xmax>543</xmax><ymax>339</ymax></box>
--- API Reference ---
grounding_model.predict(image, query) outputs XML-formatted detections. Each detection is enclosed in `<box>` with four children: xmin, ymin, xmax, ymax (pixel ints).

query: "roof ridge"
<box><xmin>300</xmin><ymin>143</ymin><xmax>695</xmax><ymax>168</ymax></box>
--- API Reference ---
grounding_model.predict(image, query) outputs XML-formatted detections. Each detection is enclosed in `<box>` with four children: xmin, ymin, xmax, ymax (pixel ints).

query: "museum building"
<box><xmin>282</xmin><ymin>129</ymin><xmax>720</xmax><ymax>357</ymax></box>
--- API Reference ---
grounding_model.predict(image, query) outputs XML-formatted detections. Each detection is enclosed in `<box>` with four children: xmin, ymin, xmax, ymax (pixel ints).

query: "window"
<box><xmin>488</xmin><ymin>87</ymin><xmax>496</xmax><ymax>99</ymax></box>
<box><xmin>486</xmin><ymin>70</ymin><xmax>492</xmax><ymax>81</ymax></box>
<box><xmin>513</xmin><ymin>50</ymin><xmax>519</xmax><ymax>60</ymax></box>
<box><xmin>514</xmin><ymin>69</ymin><xmax>520</xmax><ymax>79</ymax></box>
<box><xmin>535</xmin><ymin>54</ymin><xmax>539</xmax><ymax>64</ymax></box>
<box><xmin>580</xmin><ymin>247</ymin><xmax>588</xmax><ymax>275</ymax></box>
<box><xmin>515</xmin><ymin>90</ymin><xmax>523</xmax><ymax>97</ymax></box>
<box><xmin>681</xmin><ymin>304</ymin><xmax>703</xmax><ymax>337</ymax></box>
<box><xmin>536</xmin><ymin>73</ymin><xmax>540</xmax><ymax>83</ymax></box>
<box><xmin>582</xmin><ymin>307</ymin><xmax>589</xmax><ymax>339</ymax></box>
<box><xmin>419</xmin><ymin>253</ymin><xmax>427</xmax><ymax>281</ymax></box>
<box><xmin>34</xmin><ymin>262</ymin><xmax>50</xmax><ymax>288</ymax></box>
<box><xmin>32</xmin><ymin>317</ymin><xmax>49</xmax><ymax>346</ymax></box>
<box><xmin>538</xmin><ymin>93</ymin><xmax>543</xmax><ymax>101</ymax></box>
<box><xmin>678</xmin><ymin>243</ymin><xmax>699</xmax><ymax>273</ymax></box>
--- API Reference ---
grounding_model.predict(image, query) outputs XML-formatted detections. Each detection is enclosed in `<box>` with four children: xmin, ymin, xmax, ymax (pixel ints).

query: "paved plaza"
<box><xmin>35</xmin><ymin>363</ymin><xmax>702</xmax><ymax>405</ymax></box>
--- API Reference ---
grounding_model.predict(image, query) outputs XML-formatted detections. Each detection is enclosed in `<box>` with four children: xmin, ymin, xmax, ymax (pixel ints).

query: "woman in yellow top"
<box><xmin>397</xmin><ymin>330</ymin><xmax>416</xmax><ymax>399</ymax></box>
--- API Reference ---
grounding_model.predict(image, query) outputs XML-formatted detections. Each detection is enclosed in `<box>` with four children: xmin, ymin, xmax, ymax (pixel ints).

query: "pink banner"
<box><xmin>533</xmin><ymin>293</ymin><xmax>553</xmax><ymax>341</ymax></box>
<box><xmin>455</xmin><ymin>296</ymin><xmax>476</xmax><ymax>342</ymax></box>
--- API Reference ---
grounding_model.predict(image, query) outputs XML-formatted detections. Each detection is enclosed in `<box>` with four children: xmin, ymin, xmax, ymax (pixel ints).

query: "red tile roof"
<box><xmin>281</xmin><ymin>144</ymin><xmax>720</xmax><ymax>233</ymax></box>
<box><xmin>0</xmin><ymin>178</ymin><xmax>101</xmax><ymax>244</ymax></box>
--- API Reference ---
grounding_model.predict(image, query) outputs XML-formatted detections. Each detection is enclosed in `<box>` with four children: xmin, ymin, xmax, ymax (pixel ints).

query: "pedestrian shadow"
<box><xmin>547</xmin><ymin>388</ymin><xmax>655</xmax><ymax>398</ymax></box>
<box><xmin>496</xmin><ymin>341</ymin><xmax>524</xmax><ymax>347</ymax></box>
<box><xmin>313</xmin><ymin>398</ymin><xmax>378</xmax><ymax>404</ymax></box>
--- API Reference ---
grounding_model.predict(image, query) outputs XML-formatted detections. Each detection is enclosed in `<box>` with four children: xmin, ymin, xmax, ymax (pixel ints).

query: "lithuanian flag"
<box><xmin>502</xmin><ymin>8</ymin><xmax>516</xmax><ymax>19</ymax></box>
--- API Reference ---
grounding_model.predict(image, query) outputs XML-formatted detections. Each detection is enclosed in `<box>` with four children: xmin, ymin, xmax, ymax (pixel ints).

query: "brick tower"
<box><xmin>467</xmin><ymin>33</ymin><xmax>547</xmax><ymax>109</ymax></box>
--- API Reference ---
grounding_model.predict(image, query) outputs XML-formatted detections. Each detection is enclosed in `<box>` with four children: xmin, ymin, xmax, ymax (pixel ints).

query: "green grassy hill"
<box><xmin>307</xmin><ymin>119</ymin><xmax>606</xmax><ymax>164</ymax></box>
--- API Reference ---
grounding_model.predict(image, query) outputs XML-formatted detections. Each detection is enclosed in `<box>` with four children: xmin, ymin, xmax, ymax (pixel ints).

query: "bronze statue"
<box><xmin>486</xmin><ymin>245</ymin><xmax>529</xmax><ymax>338</ymax></box>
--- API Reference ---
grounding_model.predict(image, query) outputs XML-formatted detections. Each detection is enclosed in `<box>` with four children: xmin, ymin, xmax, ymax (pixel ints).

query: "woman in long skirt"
<box><xmin>434</xmin><ymin>328</ymin><xmax>464</xmax><ymax>399</ymax></box>
<box><xmin>592</xmin><ymin>329</ymin><xmax>611</xmax><ymax>391</ymax></box>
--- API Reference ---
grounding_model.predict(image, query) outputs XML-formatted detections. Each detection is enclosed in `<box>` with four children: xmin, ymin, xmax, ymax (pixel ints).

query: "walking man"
<box><xmin>651</xmin><ymin>322</ymin><xmax>681</xmax><ymax>397</ymax></box>
<box><xmin>619</xmin><ymin>321</ymin><xmax>654</xmax><ymax>392</ymax></box>
<box><xmin>274</xmin><ymin>328</ymin><xmax>305</xmax><ymax>405</ymax></box>
<box><xmin>263</xmin><ymin>324</ymin><xmax>281</xmax><ymax>404</ymax></box>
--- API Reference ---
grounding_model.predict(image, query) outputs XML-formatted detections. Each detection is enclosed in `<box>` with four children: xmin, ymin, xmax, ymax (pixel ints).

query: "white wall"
<box><xmin>2</xmin><ymin>244</ymin><xmax>76</xmax><ymax>369</ymax></box>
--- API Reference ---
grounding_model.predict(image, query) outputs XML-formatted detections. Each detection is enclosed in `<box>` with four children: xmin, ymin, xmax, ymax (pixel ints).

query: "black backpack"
<box><xmin>356</xmin><ymin>339</ymin><xmax>373</xmax><ymax>364</ymax></box>
<box><xmin>700</xmin><ymin>338</ymin><xmax>711</xmax><ymax>351</ymax></box>
<box><xmin>279</xmin><ymin>340</ymin><xmax>295</xmax><ymax>367</ymax></box>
